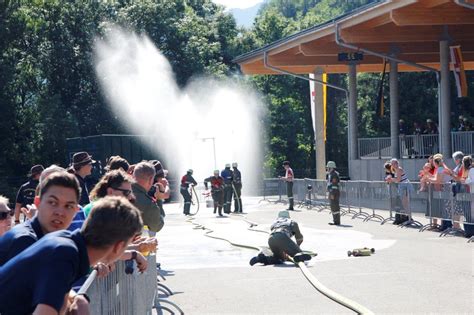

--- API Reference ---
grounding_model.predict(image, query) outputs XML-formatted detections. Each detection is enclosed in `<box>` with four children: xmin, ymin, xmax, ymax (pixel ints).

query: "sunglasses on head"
<box><xmin>112</xmin><ymin>187</ymin><xmax>132</xmax><ymax>197</ymax></box>
<box><xmin>0</xmin><ymin>209</ymin><xmax>14</xmax><ymax>220</ymax></box>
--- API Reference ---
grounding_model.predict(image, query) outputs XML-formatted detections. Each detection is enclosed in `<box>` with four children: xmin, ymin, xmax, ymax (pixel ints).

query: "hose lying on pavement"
<box><xmin>187</xmin><ymin>215</ymin><xmax>374</xmax><ymax>315</ymax></box>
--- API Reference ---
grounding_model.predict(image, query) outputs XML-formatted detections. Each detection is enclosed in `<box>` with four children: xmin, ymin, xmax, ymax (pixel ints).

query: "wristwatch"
<box><xmin>131</xmin><ymin>250</ymin><xmax>138</xmax><ymax>260</ymax></box>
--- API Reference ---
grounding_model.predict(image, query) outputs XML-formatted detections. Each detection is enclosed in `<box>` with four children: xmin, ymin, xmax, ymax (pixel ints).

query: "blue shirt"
<box><xmin>0</xmin><ymin>216</ymin><xmax>44</xmax><ymax>266</ymax></box>
<box><xmin>68</xmin><ymin>206</ymin><xmax>86</xmax><ymax>231</ymax></box>
<box><xmin>0</xmin><ymin>229</ymin><xmax>90</xmax><ymax>315</ymax></box>
<box><xmin>221</xmin><ymin>168</ymin><xmax>233</xmax><ymax>184</ymax></box>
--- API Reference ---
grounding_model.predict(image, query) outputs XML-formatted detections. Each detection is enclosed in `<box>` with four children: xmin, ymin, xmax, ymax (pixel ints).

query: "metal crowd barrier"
<box><xmin>84</xmin><ymin>254</ymin><xmax>183</xmax><ymax>314</ymax></box>
<box><xmin>262</xmin><ymin>178</ymin><xmax>474</xmax><ymax>239</ymax></box>
<box><xmin>260</xmin><ymin>178</ymin><xmax>285</xmax><ymax>204</ymax></box>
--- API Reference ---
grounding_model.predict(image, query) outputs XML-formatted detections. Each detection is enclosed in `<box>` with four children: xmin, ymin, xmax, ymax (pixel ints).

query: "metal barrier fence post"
<box><xmin>352</xmin><ymin>181</ymin><xmax>370</xmax><ymax>220</ymax></box>
<box><xmin>84</xmin><ymin>254</ymin><xmax>184</xmax><ymax>314</ymax></box>
<box><xmin>363</xmin><ymin>181</ymin><xmax>385</xmax><ymax>222</ymax></box>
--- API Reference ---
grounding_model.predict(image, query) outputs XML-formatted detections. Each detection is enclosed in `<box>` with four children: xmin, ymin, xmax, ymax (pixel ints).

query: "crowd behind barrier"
<box><xmin>261</xmin><ymin>178</ymin><xmax>474</xmax><ymax>240</ymax></box>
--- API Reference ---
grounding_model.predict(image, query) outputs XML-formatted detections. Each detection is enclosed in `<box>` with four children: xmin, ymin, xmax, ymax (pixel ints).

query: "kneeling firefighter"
<box><xmin>180</xmin><ymin>169</ymin><xmax>197</xmax><ymax>215</ymax></box>
<box><xmin>249</xmin><ymin>211</ymin><xmax>311</xmax><ymax>265</ymax></box>
<box><xmin>204</xmin><ymin>170</ymin><xmax>225</xmax><ymax>216</ymax></box>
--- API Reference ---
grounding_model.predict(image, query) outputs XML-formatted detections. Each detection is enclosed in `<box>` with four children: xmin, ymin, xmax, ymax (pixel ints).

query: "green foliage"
<box><xmin>1</xmin><ymin>0</ymin><xmax>472</xmax><ymax>185</ymax></box>
<box><xmin>0</xmin><ymin>0</ymin><xmax>238</xmax><ymax>180</ymax></box>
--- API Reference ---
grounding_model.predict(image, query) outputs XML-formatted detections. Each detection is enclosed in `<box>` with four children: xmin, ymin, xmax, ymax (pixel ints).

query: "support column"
<box><xmin>440</xmin><ymin>40</ymin><xmax>451</xmax><ymax>157</ymax></box>
<box><xmin>348</xmin><ymin>63</ymin><xmax>358</xmax><ymax>161</ymax></box>
<box><xmin>311</xmin><ymin>69</ymin><xmax>326</xmax><ymax>180</ymax></box>
<box><xmin>390</xmin><ymin>60</ymin><xmax>400</xmax><ymax>158</ymax></box>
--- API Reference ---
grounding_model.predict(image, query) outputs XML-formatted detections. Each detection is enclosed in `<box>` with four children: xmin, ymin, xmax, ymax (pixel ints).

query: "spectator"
<box><xmin>0</xmin><ymin>196</ymin><xmax>13</xmax><ymax>237</ymax></box>
<box><xmin>399</xmin><ymin>119</ymin><xmax>407</xmax><ymax>135</ymax></box>
<box><xmin>458</xmin><ymin>115</ymin><xmax>465</xmax><ymax>131</ymax></box>
<box><xmin>133</xmin><ymin>161</ymin><xmax>164</xmax><ymax>235</ymax></box>
<box><xmin>384</xmin><ymin>162</ymin><xmax>394</xmax><ymax>181</ymax></box>
<box><xmin>463</xmin><ymin>117</ymin><xmax>472</xmax><ymax>131</ymax></box>
<box><xmin>84</xmin><ymin>169</ymin><xmax>136</xmax><ymax>217</ymax></box>
<box><xmin>0</xmin><ymin>196</ymin><xmax>144</xmax><ymax>315</ymax></box>
<box><xmin>418</xmin><ymin>163</ymin><xmax>432</xmax><ymax>192</ymax></box>
<box><xmin>105</xmin><ymin>155</ymin><xmax>130</xmax><ymax>173</ymax></box>
<box><xmin>426</xmin><ymin>154</ymin><xmax>452</xmax><ymax>228</ymax></box>
<box><xmin>448</xmin><ymin>151</ymin><xmax>466</xmax><ymax>230</ymax></box>
<box><xmin>0</xmin><ymin>171</ymin><xmax>80</xmax><ymax>266</ymax></box>
<box><xmin>14</xmin><ymin>164</ymin><xmax>44</xmax><ymax>225</ymax></box>
<box><xmin>412</xmin><ymin>121</ymin><xmax>422</xmax><ymax>156</ymax></box>
<box><xmin>423</xmin><ymin>119</ymin><xmax>438</xmax><ymax>155</ymax></box>
<box><xmin>22</xmin><ymin>165</ymin><xmax>67</xmax><ymax>221</ymax></box>
<box><xmin>386</xmin><ymin>159</ymin><xmax>413</xmax><ymax>224</ymax></box>
<box><xmin>423</xmin><ymin>119</ymin><xmax>438</xmax><ymax>134</ymax></box>
<box><xmin>413</xmin><ymin>122</ymin><xmax>422</xmax><ymax>135</ymax></box>
<box><xmin>149</xmin><ymin>160</ymin><xmax>169</xmax><ymax>218</ymax></box>
<box><xmin>71</xmin><ymin>151</ymin><xmax>94</xmax><ymax>206</ymax></box>
<box><xmin>461</xmin><ymin>155</ymin><xmax>474</xmax><ymax>237</ymax></box>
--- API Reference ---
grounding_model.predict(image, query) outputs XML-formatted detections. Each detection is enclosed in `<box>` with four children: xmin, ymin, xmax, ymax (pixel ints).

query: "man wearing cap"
<box><xmin>232</xmin><ymin>162</ymin><xmax>243</xmax><ymax>213</ymax></box>
<box><xmin>71</xmin><ymin>152</ymin><xmax>94</xmax><ymax>206</ymax></box>
<box><xmin>249</xmin><ymin>210</ymin><xmax>311</xmax><ymax>265</ymax></box>
<box><xmin>180</xmin><ymin>169</ymin><xmax>197</xmax><ymax>216</ymax></box>
<box><xmin>204</xmin><ymin>170</ymin><xmax>225</xmax><ymax>216</ymax></box>
<box><xmin>326</xmin><ymin>161</ymin><xmax>341</xmax><ymax>226</ymax></box>
<box><xmin>14</xmin><ymin>164</ymin><xmax>44</xmax><ymax>224</ymax></box>
<box><xmin>281</xmin><ymin>161</ymin><xmax>294</xmax><ymax>211</ymax></box>
<box><xmin>221</xmin><ymin>164</ymin><xmax>234</xmax><ymax>214</ymax></box>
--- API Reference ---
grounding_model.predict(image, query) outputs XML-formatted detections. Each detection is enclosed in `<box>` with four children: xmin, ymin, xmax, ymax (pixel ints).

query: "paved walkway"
<box><xmin>155</xmin><ymin>197</ymin><xmax>473</xmax><ymax>314</ymax></box>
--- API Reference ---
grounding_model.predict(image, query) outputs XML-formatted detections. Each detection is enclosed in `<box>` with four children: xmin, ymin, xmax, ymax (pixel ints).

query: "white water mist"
<box><xmin>94</xmin><ymin>27</ymin><xmax>263</xmax><ymax>192</ymax></box>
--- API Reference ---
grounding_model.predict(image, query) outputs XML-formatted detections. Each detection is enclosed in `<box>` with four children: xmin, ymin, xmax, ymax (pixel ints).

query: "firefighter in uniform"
<box><xmin>327</xmin><ymin>161</ymin><xmax>341</xmax><ymax>225</ymax></box>
<box><xmin>232</xmin><ymin>162</ymin><xmax>242</xmax><ymax>213</ymax></box>
<box><xmin>221</xmin><ymin>164</ymin><xmax>233</xmax><ymax>214</ymax></box>
<box><xmin>204</xmin><ymin>170</ymin><xmax>225</xmax><ymax>216</ymax></box>
<box><xmin>249</xmin><ymin>210</ymin><xmax>312</xmax><ymax>265</ymax></box>
<box><xmin>180</xmin><ymin>169</ymin><xmax>197</xmax><ymax>215</ymax></box>
<box><xmin>282</xmin><ymin>161</ymin><xmax>294</xmax><ymax>210</ymax></box>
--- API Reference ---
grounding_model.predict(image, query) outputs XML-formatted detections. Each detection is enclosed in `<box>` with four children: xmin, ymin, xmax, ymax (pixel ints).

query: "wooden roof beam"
<box><xmin>267</xmin><ymin>52</ymin><xmax>474</xmax><ymax>67</ymax></box>
<box><xmin>419</xmin><ymin>0</ymin><xmax>452</xmax><ymax>8</ymax></box>
<box><xmin>340</xmin><ymin>25</ymin><xmax>474</xmax><ymax>43</ymax></box>
<box><xmin>391</xmin><ymin>5</ymin><xmax>474</xmax><ymax>26</ymax></box>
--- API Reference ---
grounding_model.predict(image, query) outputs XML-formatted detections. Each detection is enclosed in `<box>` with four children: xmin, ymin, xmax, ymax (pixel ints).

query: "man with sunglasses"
<box><xmin>0</xmin><ymin>196</ymin><xmax>13</xmax><ymax>237</ymax></box>
<box><xmin>83</xmin><ymin>169</ymin><xmax>136</xmax><ymax>218</ymax></box>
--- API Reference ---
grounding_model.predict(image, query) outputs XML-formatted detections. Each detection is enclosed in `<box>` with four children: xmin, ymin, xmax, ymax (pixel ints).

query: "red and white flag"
<box><xmin>450</xmin><ymin>45</ymin><xmax>468</xmax><ymax>98</ymax></box>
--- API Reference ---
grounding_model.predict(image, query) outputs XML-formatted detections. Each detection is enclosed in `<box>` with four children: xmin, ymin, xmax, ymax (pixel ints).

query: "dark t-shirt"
<box><xmin>0</xmin><ymin>230</ymin><xmax>90</xmax><ymax>315</ymax></box>
<box><xmin>15</xmin><ymin>179</ymin><xmax>39</xmax><ymax>207</ymax></box>
<box><xmin>75</xmin><ymin>174</ymin><xmax>90</xmax><ymax>206</ymax></box>
<box><xmin>0</xmin><ymin>216</ymin><xmax>44</xmax><ymax>266</ymax></box>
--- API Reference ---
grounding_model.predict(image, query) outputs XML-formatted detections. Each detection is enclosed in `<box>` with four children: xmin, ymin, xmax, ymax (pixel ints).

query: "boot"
<box><xmin>288</xmin><ymin>198</ymin><xmax>294</xmax><ymax>210</ymax></box>
<box><xmin>401</xmin><ymin>215</ymin><xmax>410</xmax><ymax>223</ymax></box>
<box><xmin>213</xmin><ymin>206</ymin><xmax>217</xmax><ymax>214</ymax></box>
<box><xmin>293</xmin><ymin>253</ymin><xmax>312</xmax><ymax>263</ymax></box>
<box><xmin>218</xmin><ymin>206</ymin><xmax>223</xmax><ymax>217</ymax></box>
<box><xmin>393</xmin><ymin>213</ymin><xmax>402</xmax><ymax>225</ymax></box>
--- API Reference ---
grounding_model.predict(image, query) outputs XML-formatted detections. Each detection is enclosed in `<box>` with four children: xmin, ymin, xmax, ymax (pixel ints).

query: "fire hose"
<box><xmin>186</xmin><ymin>216</ymin><xmax>374</xmax><ymax>315</ymax></box>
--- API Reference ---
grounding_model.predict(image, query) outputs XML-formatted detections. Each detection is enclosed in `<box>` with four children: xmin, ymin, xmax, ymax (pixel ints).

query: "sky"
<box><xmin>211</xmin><ymin>0</ymin><xmax>263</xmax><ymax>9</ymax></box>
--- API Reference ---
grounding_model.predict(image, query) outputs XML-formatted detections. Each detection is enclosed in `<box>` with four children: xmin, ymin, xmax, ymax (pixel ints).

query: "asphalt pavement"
<box><xmin>154</xmin><ymin>197</ymin><xmax>473</xmax><ymax>314</ymax></box>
